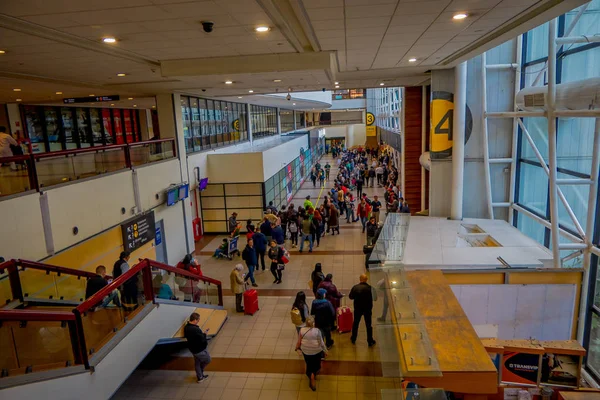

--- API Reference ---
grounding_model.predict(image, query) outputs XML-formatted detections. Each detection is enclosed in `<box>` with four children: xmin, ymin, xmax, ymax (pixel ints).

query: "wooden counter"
<box><xmin>403</xmin><ymin>270</ymin><xmax>498</xmax><ymax>394</ymax></box>
<box><xmin>559</xmin><ymin>392</ymin><xmax>600</xmax><ymax>400</ymax></box>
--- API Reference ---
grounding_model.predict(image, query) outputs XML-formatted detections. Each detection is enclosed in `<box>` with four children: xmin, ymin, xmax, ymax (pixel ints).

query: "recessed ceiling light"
<box><xmin>133</xmin><ymin>105</ymin><xmax>137</xmax><ymax>107</ymax></box>
<box><xmin>255</xmin><ymin>26</ymin><xmax>270</xmax><ymax>33</ymax></box>
<box><xmin>380</xmin><ymin>82</ymin><xmax>385</xmax><ymax>86</ymax></box>
<box><xmin>110</xmin><ymin>104</ymin><xmax>115</xmax><ymax>106</ymax></box>
<box><xmin>16</xmin><ymin>99</ymin><xmax>22</xmax><ymax>102</ymax></box>
<box><xmin>238</xmin><ymin>96</ymin><xmax>243</xmax><ymax>99</ymax></box>
<box><xmin>225</xmin><ymin>80</ymin><xmax>233</xmax><ymax>84</ymax></box>
<box><xmin>128</xmin><ymin>97</ymin><xmax>134</xmax><ymax>100</ymax></box>
<box><xmin>334</xmin><ymin>81</ymin><xmax>339</xmax><ymax>85</ymax></box>
<box><xmin>103</xmin><ymin>37</ymin><xmax>117</xmax><ymax>43</ymax></box>
<box><xmin>117</xmin><ymin>73</ymin><xmax>126</xmax><ymax>77</ymax></box>
<box><xmin>293</xmin><ymin>103</ymin><xmax>296</xmax><ymax>105</ymax></box>
<box><xmin>152</xmin><ymin>105</ymin><xmax>156</xmax><ymax>108</ymax></box>
<box><xmin>55</xmin><ymin>91</ymin><xmax>63</xmax><ymax>95</ymax></box>
<box><xmin>453</xmin><ymin>13</ymin><xmax>468</xmax><ymax>20</ymax></box>
<box><xmin>392</xmin><ymin>281</ymin><xmax>397</xmax><ymax>285</ymax></box>
<box><xmin>248</xmin><ymin>90</ymin><xmax>254</xmax><ymax>93</ymax></box>
<box><xmin>273</xmin><ymin>79</ymin><xmax>282</xmax><ymax>83</ymax></box>
<box><xmin>0</xmin><ymin>50</ymin><xmax>6</xmax><ymax>54</ymax></box>
<box><xmin>89</xmin><ymin>94</ymin><xmax>95</xmax><ymax>96</ymax></box>
<box><xmin>13</xmin><ymin>88</ymin><xmax>21</xmax><ymax>92</ymax></box>
<box><xmin>335</xmin><ymin>85</ymin><xmax>339</xmax><ymax>88</ymax></box>
<box><xmin>408</xmin><ymin>58</ymin><xmax>417</xmax><ymax>62</ymax></box>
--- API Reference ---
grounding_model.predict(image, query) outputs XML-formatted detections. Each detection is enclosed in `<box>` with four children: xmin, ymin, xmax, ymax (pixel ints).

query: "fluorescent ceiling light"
<box><xmin>56</xmin><ymin>91</ymin><xmax>63</xmax><ymax>95</ymax></box>
<box><xmin>255</xmin><ymin>26</ymin><xmax>270</xmax><ymax>32</ymax></box>
<box><xmin>128</xmin><ymin>97</ymin><xmax>134</xmax><ymax>100</ymax></box>
<box><xmin>102</xmin><ymin>37</ymin><xmax>117</xmax><ymax>43</ymax></box>
<box><xmin>225</xmin><ymin>80</ymin><xmax>233</xmax><ymax>84</ymax></box>
<box><xmin>380</xmin><ymin>82</ymin><xmax>385</xmax><ymax>86</ymax></box>
<box><xmin>117</xmin><ymin>73</ymin><xmax>126</xmax><ymax>77</ymax></box>
<box><xmin>453</xmin><ymin>13</ymin><xmax>468</xmax><ymax>20</ymax></box>
<box><xmin>273</xmin><ymin>79</ymin><xmax>281</xmax><ymax>83</ymax></box>
<box><xmin>16</xmin><ymin>99</ymin><xmax>22</xmax><ymax>102</ymax></box>
<box><xmin>334</xmin><ymin>81</ymin><xmax>339</xmax><ymax>85</ymax></box>
<box><xmin>408</xmin><ymin>58</ymin><xmax>417</xmax><ymax>62</ymax></box>
<box><xmin>248</xmin><ymin>90</ymin><xmax>254</xmax><ymax>93</ymax></box>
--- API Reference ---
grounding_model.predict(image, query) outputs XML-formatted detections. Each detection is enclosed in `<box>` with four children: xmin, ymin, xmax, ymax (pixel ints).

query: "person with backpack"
<box><xmin>241</xmin><ymin>238</ymin><xmax>258</xmax><ymax>287</ymax></box>
<box><xmin>113</xmin><ymin>251</ymin><xmax>137</xmax><ymax>309</ymax></box>
<box><xmin>299</xmin><ymin>211</ymin><xmax>314</xmax><ymax>253</ymax></box>
<box><xmin>317</xmin><ymin>274</ymin><xmax>344</xmax><ymax>310</ymax></box>
<box><xmin>310</xmin><ymin>263</ymin><xmax>325</xmax><ymax>296</ymax></box>
<box><xmin>288</xmin><ymin>217</ymin><xmax>299</xmax><ymax>248</ymax></box>
<box><xmin>268</xmin><ymin>239</ymin><xmax>284</xmax><ymax>284</ymax></box>
<box><xmin>368</xmin><ymin>167</ymin><xmax>376</xmax><ymax>187</ymax></box>
<box><xmin>310</xmin><ymin>288</ymin><xmax>335</xmax><ymax>349</ymax></box>
<box><xmin>291</xmin><ymin>291</ymin><xmax>309</xmax><ymax>333</ymax></box>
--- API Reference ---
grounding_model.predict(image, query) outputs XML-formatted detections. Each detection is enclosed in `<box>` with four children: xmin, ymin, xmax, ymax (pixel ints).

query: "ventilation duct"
<box><xmin>516</xmin><ymin>77</ymin><xmax>600</xmax><ymax>111</ymax></box>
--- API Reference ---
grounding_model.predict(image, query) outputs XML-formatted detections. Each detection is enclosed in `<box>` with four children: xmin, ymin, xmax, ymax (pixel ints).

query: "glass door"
<box><xmin>61</xmin><ymin>107</ymin><xmax>77</xmax><ymax>150</ymax></box>
<box><xmin>76</xmin><ymin>108</ymin><xmax>91</xmax><ymax>148</ymax></box>
<box><xmin>112</xmin><ymin>109</ymin><xmax>124</xmax><ymax>144</ymax></box>
<box><xmin>123</xmin><ymin>109</ymin><xmax>134</xmax><ymax>143</ymax></box>
<box><xmin>24</xmin><ymin>106</ymin><xmax>46</xmax><ymax>154</ymax></box>
<box><xmin>90</xmin><ymin>108</ymin><xmax>103</xmax><ymax>145</ymax></box>
<box><xmin>46</xmin><ymin>107</ymin><xmax>62</xmax><ymax>152</ymax></box>
<box><xmin>102</xmin><ymin>109</ymin><xmax>114</xmax><ymax>144</ymax></box>
<box><xmin>181</xmin><ymin>97</ymin><xmax>193</xmax><ymax>151</ymax></box>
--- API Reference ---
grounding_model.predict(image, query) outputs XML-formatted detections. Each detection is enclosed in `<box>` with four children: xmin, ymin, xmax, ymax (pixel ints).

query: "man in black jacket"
<box><xmin>310</xmin><ymin>288</ymin><xmax>336</xmax><ymax>348</ymax></box>
<box><xmin>349</xmin><ymin>274</ymin><xmax>377</xmax><ymax>346</ymax></box>
<box><xmin>85</xmin><ymin>265</ymin><xmax>121</xmax><ymax>308</ymax></box>
<box><xmin>184</xmin><ymin>312</ymin><xmax>211</xmax><ymax>382</ymax></box>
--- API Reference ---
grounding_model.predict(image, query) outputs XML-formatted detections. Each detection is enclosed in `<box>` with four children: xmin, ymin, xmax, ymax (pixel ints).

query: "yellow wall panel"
<box><xmin>442</xmin><ymin>272</ymin><xmax>505</xmax><ymax>285</ymax></box>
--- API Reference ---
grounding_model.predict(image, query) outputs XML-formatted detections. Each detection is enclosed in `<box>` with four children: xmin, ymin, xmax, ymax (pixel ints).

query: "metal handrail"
<box><xmin>33</xmin><ymin>144</ymin><xmax>127</xmax><ymax>160</ymax></box>
<box><xmin>0</xmin><ymin>309</ymin><xmax>75</xmax><ymax>321</ymax></box>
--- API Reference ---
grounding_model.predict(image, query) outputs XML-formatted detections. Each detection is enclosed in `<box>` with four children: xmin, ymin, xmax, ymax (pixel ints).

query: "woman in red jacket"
<box><xmin>317</xmin><ymin>273</ymin><xmax>344</xmax><ymax>310</ymax></box>
<box><xmin>177</xmin><ymin>254</ymin><xmax>203</xmax><ymax>302</ymax></box>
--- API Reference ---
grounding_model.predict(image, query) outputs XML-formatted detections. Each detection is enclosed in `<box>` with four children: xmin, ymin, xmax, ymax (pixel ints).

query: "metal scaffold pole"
<box><xmin>547</xmin><ymin>18</ymin><xmax>560</xmax><ymax>269</ymax></box>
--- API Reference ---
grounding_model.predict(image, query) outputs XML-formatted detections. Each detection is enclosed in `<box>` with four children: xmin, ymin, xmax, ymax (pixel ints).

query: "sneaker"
<box><xmin>252</xmin><ymin>283</ymin><xmax>258</xmax><ymax>287</ymax></box>
<box><xmin>273</xmin><ymin>279</ymin><xmax>278</xmax><ymax>283</ymax></box>
<box><xmin>368</xmin><ymin>341</ymin><xmax>377</xmax><ymax>347</ymax></box>
<box><xmin>309</xmin><ymin>249</ymin><xmax>313</xmax><ymax>253</ymax></box>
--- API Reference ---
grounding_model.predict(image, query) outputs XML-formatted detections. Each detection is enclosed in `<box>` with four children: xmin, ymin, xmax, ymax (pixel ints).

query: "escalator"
<box><xmin>0</xmin><ymin>258</ymin><xmax>226</xmax><ymax>399</ymax></box>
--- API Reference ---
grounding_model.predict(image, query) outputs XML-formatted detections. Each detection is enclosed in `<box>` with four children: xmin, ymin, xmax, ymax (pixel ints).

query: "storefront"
<box><xmin>22</xmin><ymin>105</ymin><xmax>143</xmax><ymax>153</ymax></box>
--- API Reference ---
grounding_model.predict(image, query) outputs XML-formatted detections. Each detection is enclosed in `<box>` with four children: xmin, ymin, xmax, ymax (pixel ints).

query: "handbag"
<box><xmin>308</xmin><ymin>280</ymin><xmax>313</xmax><ymax>290</ymax></box>
<box><xmin>277</xmin><ymin>263</ymin><xmax>285</xmax><ymax>271</ymax></box>
<box><xmin>282</xmin><ymin>255</ymin><xmax>290</xmax><ymax>264</ymax></box>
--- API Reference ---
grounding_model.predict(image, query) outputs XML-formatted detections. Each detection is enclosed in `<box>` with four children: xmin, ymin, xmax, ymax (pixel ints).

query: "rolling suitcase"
<box><xmin>337</xmin><ymin>301</ymin><xmax>353</xmax><ymax>333</ymax></box>
<box><xmin>244</xmin><ymin>289</ymin><xmax>259</xmax><ymax>315</ymax></box>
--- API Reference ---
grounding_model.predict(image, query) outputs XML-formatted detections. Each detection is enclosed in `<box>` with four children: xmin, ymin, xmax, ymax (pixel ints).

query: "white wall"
<box><xmin>452</xmin><ymin>284</ymin><xmax>576</xmax><ymax>340</ymax></box>
<box><xmin>136</xmin><ymin>159</ymin><xmax>182</xmax><ymax>211</ymax></box>
<box><xmin>154</xmin><ymin>203</ymin><xmax>188</xmax><ymax>265</ymax></box>
<box><xmin>207</xmin><ymin>153</ymin><xmax>264</xmax><ymax>183</ymax></box>
<box><xmin>329</xmin><ymin>99</ymin><xmax>366</xmax><ymax>110</ymax></box>
<box><xmin>321</xmin><ymin>124</ymin><xmax>366</xmax><ymax>148</ymax></box>
<box><xmin>262</xmin><ymin>134</ymin><xmax>308</xmax><ymax>180</ymax></box>
<box><xmin>0</xmin><ymin>193</ymin><xmax>47</xmax><ymax>260</ymax></box>
<box><xmin>45</xmin><ymin>172</ymin><xmax>136</xmax><ymax>252</ymax></box>
<box><xmin>268</xmin><ymin>91</ymin><xmax>333</xmax><ymax>107</ymax></box>
<box><xmin>0</xmin><ymin>303</ymin><xmax>196</xmax><ymax>400</ymax></box>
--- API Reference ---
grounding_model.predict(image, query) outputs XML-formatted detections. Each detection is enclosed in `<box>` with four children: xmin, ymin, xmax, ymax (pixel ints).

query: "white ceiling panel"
<box><xmin>307</xmin><ymin>7</ymin><xmax>343</xmax><ymax>21</ymax></box>
<box><xmin>301</xmin><ymin>0</ymin><xmax>344</xmax><ymax>9</ymax></box>
<box><xmin>346</xmin><ymin>26</ymin><xmax>388</xmax><ymax>38</ymax></box>
<box><xmin>390</xmin><ymin>13</ymin><xmax>440</xmax><ymax>26</ymax></box>
<box><xmin>345</xmin><ymin>4</ymin><xmax>397</xmax><ymax>19</ymax></box>
<box><xmin>386</xmin><ymin>24</ymin><xmax>429</xmax><ymax>35</ymax></box>
<box><xmin>159</xmin><ymin>1</ymin><xmax>226</xmax><ymax>17</ymax></box>
<box><xmin>445</xmin><ymin>0</ymin><xmax>503</xmax><ymax>12</ymax></box>
<box><xmin>314</xmin><ymin>29</ymin><xmax>345</xmax><ymax>39</ymax></box>
<box><xmin>312</xmin><ymin>20</ymin><xmax>345</xmax><ymax>30</ymax></box>
<box><xmin>394</xmin><ymin>1</ymin><xmax>451</xmax><ymax>15</ymax></box>
<box><xmin>0</xmin><ymin>0</ymin><xmax>152</xmax><ymax>16</ymax></box>
<box><xmin>380</xmin><ymin>33</ymin><xmax>424</xmax><ymax>47</ymax></box>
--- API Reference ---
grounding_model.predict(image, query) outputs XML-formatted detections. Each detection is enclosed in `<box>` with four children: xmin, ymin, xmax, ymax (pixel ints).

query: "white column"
<box><xmin>451</xmin><ymin>62</ymin><xmax>467</xmax><ymax>220</ymax></box>
<box><xmin>547</xmin><ymin>18</ymin><xmax>561</xmax><ymax>268</ymax></box>
<box><xmin>246</xmin><ymin>103</ymin><xmax>253</xmax><ymax>145</ymax></box>
<box><xmin>276</xmin><ymin>107</ymin><xmax>281</xmax><ymax>135</ymax></box>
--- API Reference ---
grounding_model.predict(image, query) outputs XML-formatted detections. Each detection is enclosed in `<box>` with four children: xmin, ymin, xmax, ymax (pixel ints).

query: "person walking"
<box><xmin>241</xmin><ymin>238</ymin><xmax>258</xmax><ymax>287</ymax></box>
<box><xmin>113</xmin><ymin>251</ymin><xmax>137</xmax><ymax>309</ymax></box>
<box><xmin>252</xmin><ymin>230</ymin><xmax>268</xmax><ymax>271</ymax></box>
<box><xmin>291</xmin><ymin>291</ymin><xmax>310</xmax><ymax>333</ymax></box>
<box><xmin>328</xmin><ymin>204</ymin><xmax>340</xmax><ymax>235</ymax></box>
<box><xmin>268</xmin><ymin>240</ymin><xmax>284</xmax><ymax>284</ymax></box>
<box><xmin>288</xmin><ymin>217</ymin><xmax>299</xmax><ymax>248</ymax></box>
<box><xmin>230</xmin><ymin>264</ymin><xmax>245</xmax><ymax>313</ymax></box>
<box><xmin>366</xmin><ymin>216</ymin><xmax>378</xmax><ymax>246</ymax></box>
<box><xmin>228</xmin><ymin>212</ymin><xmax>239</xmax><ymax>235</ymax></box>
<box><xmin>184</xmin><ymin>312</ymin><xmax>211</xmax><ymax>382</ymax></box>
<box><xmin>318</xmin><ymin>274</ymin><xmax>344</xmax><ymax>310</ymax></box>
<box><xmin>356</xmin><ymin>175</ymin><xmax>364</xmax><ymax>199</ymax></box>
<box><xmin>296</xmin><ymin>317</ymin><xmax>328</xmax><ymax>391</ymax></box>
<box><xmin>357</xmin><ymin>198</ymin><xmax>371</xmax><ymax>233</ymax></box>
<box><xmin>299</xmin><ymin>211</ymin><xmax>314</xmax><ymax>253</ymax></box>
<box><xmin>324</xmin><ymin>162</ymin><xmax>331</xmax><ymax>180</ymax></box>
<box><xmin>371</xmin><ymin>195</ymin><xmax>382</xmax><ymax>225</ymax></box>
<box><xmin>85</xmin><ymin>265</ymin><xmax>121</xmax><ymax>308</ymax></box>
<box><xmin>310</xmin><ymin>288</ymin><xmax>335</xmax><ymax>349</ymax></box>
<box><xmin>349</xmin><ymin>274</ymin><xmax>377</xmax><ymax>346</ymax></box>
<box><xmin>310</xmin><ymin>263</ymin><xmax>325</xmax><ymax>297</ymax></box>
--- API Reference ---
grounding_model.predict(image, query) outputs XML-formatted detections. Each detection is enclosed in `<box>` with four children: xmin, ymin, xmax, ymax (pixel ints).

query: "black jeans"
<box><xmin>235</xmin><ymin>292</ymin><xmax>243</xmax><ymax>312</ymax></box>
<box><xmin>320</xmin><ymin>326</ymin><xmax>333</xmax><ymax>347</ymax></box>
<box><xmin>257</xmin><ymin>249</ymin><xmax>266</xmax><ymax>270</ymax></box>
<box><xmin>290</xmin><ymin>232</ymin><xmax>298</xmax><ymax>245</ymax></box>
<box><xmin>351</xmin><ymin>309</ymin><xmax>374</xmax><ymax>343</ymax></box>
<box><xmin>270</xmin><ymin>262</ymin><xmax>282</xmax><ymax>281</ymax></box>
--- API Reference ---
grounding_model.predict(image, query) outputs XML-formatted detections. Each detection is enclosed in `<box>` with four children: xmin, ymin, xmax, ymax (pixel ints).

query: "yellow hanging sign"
<box><xmin>366</xmin><ymin>112</ymin><xmax>375</xmax><ymax>126</ymax></box>
<box><xmin>366</xmin><ymin>126</ymin><xmax>376</xmax><ymax>137</ymax></box>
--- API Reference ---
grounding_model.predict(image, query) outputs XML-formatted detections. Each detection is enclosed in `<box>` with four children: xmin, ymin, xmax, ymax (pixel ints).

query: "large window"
<box><xmin>332</xmin><ymin>88</ymin><xmax>365</xmax><ymax>100</ymax></box>
<box><xmin>181</xmin><ymin>96</ymin><xmax>248</xmax><ymax>153</ymax></box>
<box><xmin>280</xmin><ymin>109</ymin><xmax>294</xmax><ymax>133</ymax></box>
<box><xmin>250</xmin><ymin>105</ymin><xmax>277</xmax><ymax>139</ymax></box>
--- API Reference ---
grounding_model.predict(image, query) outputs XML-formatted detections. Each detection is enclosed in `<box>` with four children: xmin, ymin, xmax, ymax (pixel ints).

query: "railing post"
<box><xmin>28</xmin><ymin>154</ymin><xmax>40</xmax><ymax>192</ymax></box>
<box><xmin>124</xmin><ymin>145</ymin><xmax>132</xmax><ymax>169</ymax></box>
<box><xmin>8</xmin><ymin>260</ymin><xmax>24</xmax><ymax>302</ymax></box>
<box><xmin>72</xmin><ymin>310</ymin><xmax>90</xmax><ymax>369</ymax></box>
<box><xmin>67</xmin><ymin>320</ymin><xmax>84</xmax><ymax>365</ymax></box>
<box><xmin>217</xmin><ymin>283</ymin><xmax>223</xmax><ymax>306</ymax></box>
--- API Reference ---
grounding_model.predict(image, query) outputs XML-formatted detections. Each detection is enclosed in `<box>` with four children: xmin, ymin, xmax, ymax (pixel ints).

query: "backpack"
<box><xmin>289</xmin><ymin>221</ymin><xmax>298</xmax><ymax>233</ymax></box>
<box><xmin>291</xmin><ymin>307</ymin><xmax>303</xmax><ymax>326</ymax></box>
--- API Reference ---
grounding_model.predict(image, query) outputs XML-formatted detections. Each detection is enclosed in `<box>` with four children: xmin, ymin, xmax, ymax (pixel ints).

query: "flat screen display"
<box><xmin>167</xmin><ymin>188</ymin><xmax>178</xmax><ymax>206</ymax></box>
<box><xmin>178</xmin><ymin>184</ymin><xmax>189</xmax><ymax>200</ymax></box>
<box><xmin>199</xmin><ymin>178</ymin><xmax>209</xmax><ymax>191</ymax></box>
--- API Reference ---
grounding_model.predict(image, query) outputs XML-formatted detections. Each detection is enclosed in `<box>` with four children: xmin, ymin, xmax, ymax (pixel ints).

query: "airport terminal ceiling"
<box><xmin>0</xmin><ymin>0</ymin><xmax>587</xmax><ymax>103</ymax></box>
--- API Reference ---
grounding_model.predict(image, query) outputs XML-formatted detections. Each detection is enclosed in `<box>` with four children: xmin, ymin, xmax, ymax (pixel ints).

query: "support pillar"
<box><xmin>247</xmin><ymin>103</ymin><xmax>253</xmax><ymax>145</ymax></box>
<box><xmin>451</xmin><ymin>62</ymin><xmax>467</xmax><ymax>220</ymax></box>
<box><xmin>547</xmin><ymin>18</ymin><xmax>560</xmax><ymax>268</ymax></box>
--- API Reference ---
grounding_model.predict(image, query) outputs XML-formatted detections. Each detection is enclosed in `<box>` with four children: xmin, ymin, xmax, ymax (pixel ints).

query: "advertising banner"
<box><xmin>286</xmin><ymin>163</ymin><xmax>293</xmax><ymax>202</ymax></box>
<box><xmin>501</xmin><ymin>351</ymin><xmax>541</xmax><ymax>386</ymax></box>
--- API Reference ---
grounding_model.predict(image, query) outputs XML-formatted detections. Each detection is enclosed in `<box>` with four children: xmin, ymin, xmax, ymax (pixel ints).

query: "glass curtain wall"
<box><xmin>507</xmin><ymin>0</ymin><xmax>600</xmax><ymax>381</ymax></box>
<box><xmin>295</xmin><ymin>111</ymin><xmax>306</xmax><ymax>129</ymax></box>
<box><xmin>250</xmin><ymin>105</ymin><xmax>278</xmax><ymax>139</ymax></box>
<box><xmin>371</xmin><ymin>87</ymin><xmax>401</xmax><ymax>132</ymax></box>
<box><xmin>180</xmin><ymin>96</ymin><xmax>248</xmax><ymax>153</ymax></box>
<box><xmin>280</xmin><ymin>109</ymin><xmax>294</xmax><ymax>133</ymax></box>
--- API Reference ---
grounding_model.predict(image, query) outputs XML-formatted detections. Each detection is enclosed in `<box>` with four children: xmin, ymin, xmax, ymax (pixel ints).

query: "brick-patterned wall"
<box><xmin>404</xmin><ymin>87</ymin><xmax>423</xmax><ymax>214</ymax></box>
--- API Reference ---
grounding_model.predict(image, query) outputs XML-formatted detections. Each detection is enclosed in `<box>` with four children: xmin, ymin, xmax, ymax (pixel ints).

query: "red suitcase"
<box><xmin>336</xmin><ymin>306</ymin><xmax>353</xmax><ymax>333</ymax></box>
<box><xmin>244</xmin><ymin>289</ymin><xmax>259</xmax><ymax>315</ymax></box>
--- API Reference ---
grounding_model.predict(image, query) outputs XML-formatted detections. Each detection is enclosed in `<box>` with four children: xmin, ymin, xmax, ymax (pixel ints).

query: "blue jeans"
<box><xmin>245</xmin><ymin>264</ymin><xmax>256</xmax><ymax>284</ymax></box>
<box><xmin>101</xmin><ymin>289</ymin><xmax>121</xmax><ymax>308</ymax></box>
<box><xmin>360</xmin><ymin>216</ymin><xmax>367</xmax><ymax>230</ymax></box>
<box><xmin>346</xmin><ymin>208</ymin><xmax>355</xmax><ymax>222</ymax></box>
<box><xmin>300</xmin><ymin>233</ymin><xmax>313</xmax><ymax>252</ymax></box>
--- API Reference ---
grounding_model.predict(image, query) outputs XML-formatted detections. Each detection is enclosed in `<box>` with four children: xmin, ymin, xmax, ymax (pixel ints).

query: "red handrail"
<box><xmin>0</xmin><ymin>309</ymin><xmax>75</xmax><ymax>321</ymax></box>
<box><xmin>129</xmin><ymin>138</ymin><xmax>175</xmax><ymax>146</ymax></box>
<box><xmin>18</xmin><ymin>259</ymin><xmax>98</xmax><ymax>279</ymax></box>
<box><xmin>0</xmin><ymin>155</ymin><xmax>32</xmax><ymax>163</ymax></box>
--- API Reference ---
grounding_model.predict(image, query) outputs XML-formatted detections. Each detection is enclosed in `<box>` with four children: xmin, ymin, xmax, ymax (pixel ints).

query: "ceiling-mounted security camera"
<box><xmin>286</xmin><ymin>93</ymin><xmax>291</xmax><ymax>101</ymax></box>
<box><xmin>201</xmin><ymin>21</ymin><xmax>214</xmax><ymax>33</ymax></box>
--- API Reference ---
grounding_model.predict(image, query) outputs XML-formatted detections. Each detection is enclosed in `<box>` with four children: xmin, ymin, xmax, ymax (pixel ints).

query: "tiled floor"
<box><xmin>113</xmin><ymin>370</ymin><xmax>403</xmax><ymax>400</ymax></box>
<box><xmin>115</xmin><ymin>154</ymin><xmax>396</xmax><ymax>400</ymax></box>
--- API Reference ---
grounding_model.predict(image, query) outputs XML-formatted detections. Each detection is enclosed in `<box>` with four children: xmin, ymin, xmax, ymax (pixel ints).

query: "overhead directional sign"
<box><xmin>121</xmin><ymin>211</ymin><xmax>155</xmax><ymax>252</ymax></box>
<box><xmin>63</xmin><ymin>95</ymin><xmax>120</xmax><ymax>104</ymax></box>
